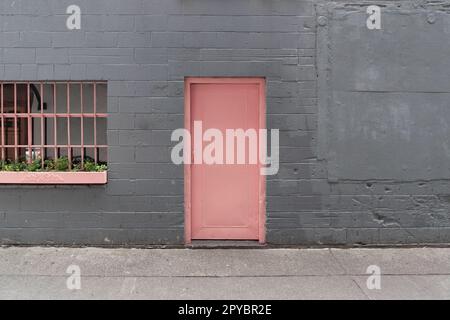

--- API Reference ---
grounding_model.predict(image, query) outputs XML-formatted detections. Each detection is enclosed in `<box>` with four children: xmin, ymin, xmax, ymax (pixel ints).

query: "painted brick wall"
<box><xmin>0</xmin><ymin>0</ymin><xmax>449</xmax><ymax>246</ymax></box>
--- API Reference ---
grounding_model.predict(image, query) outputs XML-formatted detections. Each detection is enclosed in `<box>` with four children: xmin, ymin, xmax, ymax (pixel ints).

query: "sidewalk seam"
<box><xmin>328</xmin><ymin>248</ymin><xmax>349</xmax><ymax>275</ymax></box>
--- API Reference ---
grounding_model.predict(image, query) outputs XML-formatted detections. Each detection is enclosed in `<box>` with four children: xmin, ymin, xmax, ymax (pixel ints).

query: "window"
<box><xmin>0</xmin><ymin>81</ymin><xmax>107</xmax><ymax>184</ymax></box>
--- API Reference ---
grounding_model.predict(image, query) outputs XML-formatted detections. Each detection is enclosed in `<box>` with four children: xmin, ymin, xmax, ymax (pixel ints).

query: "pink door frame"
<box><xmin>184</xmin><ymin>77</ymin><xmax>266</xmax><ymax>244</ymax></box>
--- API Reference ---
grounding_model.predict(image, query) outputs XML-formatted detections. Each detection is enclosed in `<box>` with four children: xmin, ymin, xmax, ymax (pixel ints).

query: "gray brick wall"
<box><xmin>1</xmin><ymin>0</ymin><xmax>449</xmax><ymax>246</ymax></box>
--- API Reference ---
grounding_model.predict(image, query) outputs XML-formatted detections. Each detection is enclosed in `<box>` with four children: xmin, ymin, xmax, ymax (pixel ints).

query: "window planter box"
<box><xmin>0</xmin><ymin>171</ymin><xmax>107</xmax><ymax>185</ymax></box>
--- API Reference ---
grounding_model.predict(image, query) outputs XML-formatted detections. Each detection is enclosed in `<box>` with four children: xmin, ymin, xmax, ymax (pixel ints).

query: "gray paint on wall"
<box><xmin>0</xmin><ymin>0</ymin><xmax>450</xmax><ymax>246</ymax></box>
<box><xmin>318</xmin><ymin>1</ymin><xmax>450</xmax><ymax>181</ymax></box>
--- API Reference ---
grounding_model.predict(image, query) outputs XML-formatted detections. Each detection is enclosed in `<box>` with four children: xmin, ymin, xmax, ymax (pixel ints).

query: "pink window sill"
<box><xmin>0</xmin><ymin>171</ymin><xmax>107</xmax><ymax>185</ymax></box>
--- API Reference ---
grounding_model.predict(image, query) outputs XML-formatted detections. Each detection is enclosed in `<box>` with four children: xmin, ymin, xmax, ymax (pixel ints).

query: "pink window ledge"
<box><xmin>0</xmin><ymin>171</ymin><xmax>107</xmax><ymax>185</ymax></box>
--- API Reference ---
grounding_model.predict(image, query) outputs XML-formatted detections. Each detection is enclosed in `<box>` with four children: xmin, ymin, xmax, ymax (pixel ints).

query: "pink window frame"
<box><xmin>0</xmin><ymin>81</ymin><xmax>107</xmax><ymax>185</ymax></box>
<box><xmin>184</xmin><ymin>77</ymin><xmax>267</xmax><ymax>244</ymax></box>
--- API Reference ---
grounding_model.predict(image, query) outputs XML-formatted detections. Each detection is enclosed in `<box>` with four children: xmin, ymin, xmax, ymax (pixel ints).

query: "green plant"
<box><xmin>4</xmin><ymin>162</ymin><xmax>27</xmax><ymax>172</ymax></box>
<box><xmin>83</xmin><ymin>161</ymin><xmax>96</xmax><ymax>172</ymax></box>
<box><xmin>27</xmin><ymin>159</ymin><xmax>42</xmax><ymax>172</ymax></box>
<box><xmin>72</xmin><ymin>163</ymin><xmax>82</xmax><ymax>172</ymax></box>
<box><xmin>2</xmin><ymin>163</ymin><xmax>15</xmax><ymax>172</ymax></box>
<box><xmin>83</xmin><ymin>161</ymin><xmax>108</xmax><ymax>172</ymax></box>
<box><xmin>0</xmin><ymin>157</ymin><xmax>107</xmax><ymax>172</ymax></box>
<box><xmin>96</xmin><ymin>164</ymin><xmax>108</xmax><ymax>172</ymax></box>
<box><xmin>55</xmin><ymin>157</ymin><xmax>69</xmax><ymax>171</ymax></box>
<box><xmin>44</xmin><ymin>159</ymin><xmax>56</xmax><ymax>171</ymax></box>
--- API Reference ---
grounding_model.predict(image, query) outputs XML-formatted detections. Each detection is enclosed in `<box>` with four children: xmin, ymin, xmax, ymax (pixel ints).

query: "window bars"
<box><xmin>0</xmin><ymin>81</ymin><xmax>107</xmax><ymax>169</ymax></box>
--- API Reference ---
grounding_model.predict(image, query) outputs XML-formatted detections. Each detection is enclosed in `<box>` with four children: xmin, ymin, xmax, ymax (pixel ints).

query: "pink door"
<box><xmin>185</xmin><ymin>78</ymin><xmax>265</xmax><ymax>242</ymax></box>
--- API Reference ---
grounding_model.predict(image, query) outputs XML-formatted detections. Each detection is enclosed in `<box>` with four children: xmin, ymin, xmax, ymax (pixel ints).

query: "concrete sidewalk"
<box><xmin>0</xmin><ymin>247</ymin><xmax>449</xmax><ymax>299</ymax></box>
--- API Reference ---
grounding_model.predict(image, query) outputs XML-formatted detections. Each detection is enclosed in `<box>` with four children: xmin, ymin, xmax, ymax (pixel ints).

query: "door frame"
<box><xmin>184</xmin><ymin>77</ymin><xmax>266</xmax><ymax>244</ymax></box>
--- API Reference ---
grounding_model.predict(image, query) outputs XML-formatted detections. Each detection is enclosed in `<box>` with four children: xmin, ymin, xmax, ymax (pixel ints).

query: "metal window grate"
<box><xmin>0</xmin><ymin>81</ymin><xmax>107</xmax><ymax>168</ymax></box>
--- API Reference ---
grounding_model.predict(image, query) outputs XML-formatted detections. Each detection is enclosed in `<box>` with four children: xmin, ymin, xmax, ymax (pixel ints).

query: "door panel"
<box><xmin>188</xmin><ymin>79</ymin><xmax>263</xmax><ymax>240</ymax></box>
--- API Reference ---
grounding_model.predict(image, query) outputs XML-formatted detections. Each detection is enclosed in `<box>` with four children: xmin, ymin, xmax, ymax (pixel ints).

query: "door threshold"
<box><xmin>187</xmin><ymin>240</ymin><xmax>266</xmax><ymax>249</ymax></box>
